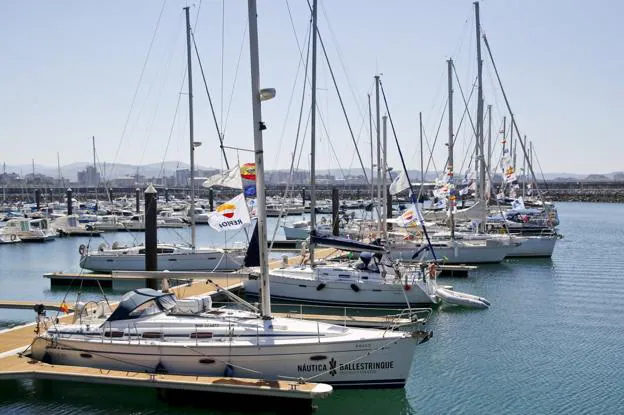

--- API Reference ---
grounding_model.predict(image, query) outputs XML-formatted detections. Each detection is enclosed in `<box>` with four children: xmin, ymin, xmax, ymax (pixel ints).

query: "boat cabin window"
<box><xmin>128</xmin><ymin>299</ymin><xmax>161</xmax><ymax>318</ymax></box>
<box><xmin>137</xmin><ymin>248</ymin><xmax>175</xmax><ymax>254</ymax></box>
<box><xmin>105</xmin><ymin>289</ymin><xmax>177</xmax><ymax>322</ymax></box>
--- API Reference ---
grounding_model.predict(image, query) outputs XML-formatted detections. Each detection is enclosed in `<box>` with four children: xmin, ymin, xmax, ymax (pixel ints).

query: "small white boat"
<box><xmin>435</xmin><ymin>287</ymin><xmax>490</xmax><ymax>309</ymax></box>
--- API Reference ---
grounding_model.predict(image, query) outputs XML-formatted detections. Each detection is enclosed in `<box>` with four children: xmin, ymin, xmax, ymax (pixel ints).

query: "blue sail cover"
<box><xmin>310</xmin><ymin>232</ymin><xmax>386</xmax><ymax>254</ymax></box>
<box><xmin>244</xmin><ymin>222</ymin><xmax>260</xmax><ymax>267</ymax></box>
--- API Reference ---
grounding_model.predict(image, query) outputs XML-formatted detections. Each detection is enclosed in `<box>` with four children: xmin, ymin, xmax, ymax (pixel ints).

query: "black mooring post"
<box><xmin>35</xmin><ymin>189</ymin><xmax>41</xmax><ymax>210</ymax></box>
<box><xmin>208</xmin><ymin>188</ymin><xmax>214</xmax><ymax>212</ymax></box>
<box><xmin>66</xmin><ymin>188</ymin><xmax>73</xmax><ymax>215</ymax></box>
<box><xmin>135</xmin><ymin>188</ymin><xmax>141</xmax><ymax>213</ymax></box>
<box><xmin>144</xmin><ymin>184</ymin><xmax>158</xmax><ymax>290</ymax></box>
<box><xmin>332</xmin><ymin>187</ymin><xmax>340</xmax><ymax>236</ymax></box>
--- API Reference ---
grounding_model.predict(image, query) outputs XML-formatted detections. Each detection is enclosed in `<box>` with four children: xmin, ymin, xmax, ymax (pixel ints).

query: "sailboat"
<box><xmin>29</xmin><ymin>2</ymin><xmax>427</xmax><ymax>388</ymax></box>
<box><xmin>78</xmin><ymin>10</ymin><xmax>247</xmax><ymax>274</ymax></box>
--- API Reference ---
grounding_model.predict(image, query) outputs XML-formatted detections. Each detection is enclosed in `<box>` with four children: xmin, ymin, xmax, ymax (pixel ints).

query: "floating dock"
<box><xmin>437</xmin><ymin>264</ymin><xmax>478</xmax><ymax>277</ymax></box>
<box><xmin>0</xmin><ymin>355</ymin><xmax>331</xmax><ymax>403</ymax></box>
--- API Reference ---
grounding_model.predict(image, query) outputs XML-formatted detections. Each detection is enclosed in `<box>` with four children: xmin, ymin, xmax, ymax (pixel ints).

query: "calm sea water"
<box><xmin>1</xmin><ymin>203</ymin><xmax>623</xmax><ymax>414</ymax></box>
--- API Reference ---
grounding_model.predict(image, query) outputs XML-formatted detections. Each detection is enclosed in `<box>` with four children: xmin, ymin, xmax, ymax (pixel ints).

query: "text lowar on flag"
<box><xmin>208</xmin><ymin>193</ymin><xmax>251</xmax><ymax>232</ymax></box>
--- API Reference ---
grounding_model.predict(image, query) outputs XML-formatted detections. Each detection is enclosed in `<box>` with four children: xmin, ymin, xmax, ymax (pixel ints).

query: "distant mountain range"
<box><xmin>2</xmin><ymin>162</ymin><xmax>623</xmax><ymax>182</ymax></box>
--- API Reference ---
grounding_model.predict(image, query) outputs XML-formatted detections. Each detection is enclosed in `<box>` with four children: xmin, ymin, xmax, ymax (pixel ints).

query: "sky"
<box><xmin>1</xmin><ymin>0</ymin><xmax>622</xmax><ymax>178</ymax></box>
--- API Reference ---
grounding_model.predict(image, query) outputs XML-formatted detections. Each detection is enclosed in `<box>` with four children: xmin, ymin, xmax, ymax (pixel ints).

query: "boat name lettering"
<box><xmin>297</xmin><ymin>363</ymin><xmax>327</xmax><ymax>373</ymax></box>
<box><xmin>297</xmin><ymin>358</ymin><xmax>394</xmax><ymax>376</ymax></box>
<box><xmin>339</xmin><ymin>361</ymin><xmax>394</xmax><ymax>371</ymax></box>
<box><xmin>219</xmin><ymin>219</ymin><xmax>244</xmax><ymax>229</ymax></box>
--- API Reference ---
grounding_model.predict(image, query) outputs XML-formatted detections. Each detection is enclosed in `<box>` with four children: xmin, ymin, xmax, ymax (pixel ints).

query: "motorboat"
<box><xmin>3</xmin><ymin>218</ymin><xmax>56</xmax><ymax>242</ymax></box>
<box><xmin>51</xmin><ymin>214</ymin><xmax>103</xmax><ymax>237</ymax></box>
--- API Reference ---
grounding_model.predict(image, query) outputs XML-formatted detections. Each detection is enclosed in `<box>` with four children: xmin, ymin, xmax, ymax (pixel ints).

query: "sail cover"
<box><xmin>310</xmin><ymin>232</ymin><xmax>386</xmax><ymax>254</ymax></box>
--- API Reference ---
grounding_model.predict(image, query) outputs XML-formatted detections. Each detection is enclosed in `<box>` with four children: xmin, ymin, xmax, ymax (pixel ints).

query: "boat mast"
<box><xmin>184</xmin><ymin>6</ymin><xmax>197</xmax><ymax>250</ymax></box>
<box><xmin>381</xmin><ymin>114</ymin><xmax>388</xmax><ymax>239</ymax></box>
<box><xmin>92</xmin><ymin>136</ymin><xmax>98</xmax><ymax>204</ymax></box>
<box><xmin>510</xmin><ymin>114</ymin><xmax>515</xmax><ymax>169</ymax></box>
<box><xmin>487</xmin><ymin>104</ymin><xmax>492</xmax><ymax>195</ymax></box>
<box><xmin>419</xmin><ymin>111</ymin><xmax>424</xmax><ymax>205</ymax></box>
<box><xmin>375</xmin><ymin>75</ymin><xmax>381</xmax><ymax>234</ymax></box>
<box><xmin>447</xmin><ymin>58</ymin><xmax>455</xmax><ymax>239</ymax></box>
<box><xmin>309</xmin><ymin>0</ymin><xmax>318</xmax><ymax>265</ymax></box>
<box><xmin>474</xmin><ymin>1</ymin><xmax>485</xmax><ymax>231</ymax></box>
<box><xmin>368</xmin><ymin>94</ymin><xmax>374</xmax><ymax>206</ymax></box>
<box><xmin>247</xmin><ymin>0</ymin><xmax>272</xmax><ymax>318</ymax></box>
<box><xmin>57</xmin><ymin>152</ymin><xmax>62</xmax><ymax>189</ymax></box>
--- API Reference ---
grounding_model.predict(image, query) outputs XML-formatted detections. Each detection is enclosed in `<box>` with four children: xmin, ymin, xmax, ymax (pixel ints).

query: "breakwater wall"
<box><xmin>2</xmin><ymin>181</ymin><xmax>624</xmax><ymax>204</ymax></box>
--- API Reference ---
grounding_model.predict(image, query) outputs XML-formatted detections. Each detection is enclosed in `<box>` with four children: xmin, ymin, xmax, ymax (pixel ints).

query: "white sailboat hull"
<box><xmin>390</xmin><ymin>240</ymin><xmax>511</xmax><ymax>264</ymax></box>
<box><xmin>506</xmin><ymin>235</ymin><xmax>558</xmax><ymax>257</ymax></box>
<box><xmin>34</xmin><ymin>318</ymin><xmax>419</xmax><ymax>388</ymax></box>
<box><xmin>245</xmin><ymin>268</ymin><xmax>439</xmax><ymax>307</ymax></box>
<box><xmin>80</xmin><ymin>250</ymin><xmax>244</xmax><ymax>272</ymax></box>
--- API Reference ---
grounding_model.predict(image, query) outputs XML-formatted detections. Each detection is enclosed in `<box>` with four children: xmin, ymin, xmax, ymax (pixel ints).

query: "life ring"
<box><xmin>10</xmin><ymin>234</ymin><xmax>16</xmax><ymax>242</ymax></box>
<box><xmin>78</xmin><ymin>244</ymin><xmax>86</xmax><ymax>256</ymax></box>
<box><xmin>428</xmin><ymin>263</ymin><xmax>437</xmax><ymax>279</ymax></box>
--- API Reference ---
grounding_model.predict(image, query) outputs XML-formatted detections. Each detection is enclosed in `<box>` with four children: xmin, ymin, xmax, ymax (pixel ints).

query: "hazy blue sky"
<box><xmin>1</xmin><ymin>0</ymin><xmax>622</xmax><ymax>178</ymax></box>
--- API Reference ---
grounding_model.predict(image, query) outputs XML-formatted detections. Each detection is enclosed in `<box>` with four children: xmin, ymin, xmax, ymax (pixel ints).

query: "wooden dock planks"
<box><xmin>0</xmin><ymin>355</ymin><xmax>332</xmax><ymax>399</ymax></box>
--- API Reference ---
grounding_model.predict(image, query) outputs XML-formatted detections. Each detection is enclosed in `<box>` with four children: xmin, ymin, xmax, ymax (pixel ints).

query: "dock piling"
<box><xmin>66</xmin><ymin>188</ymin><xmax>72</xmax><ymax>215</ymax></box>
<box><xmin>144</xmin><ymin>184</ymin><xmax>158</xmax><ymax>289</ymax></box>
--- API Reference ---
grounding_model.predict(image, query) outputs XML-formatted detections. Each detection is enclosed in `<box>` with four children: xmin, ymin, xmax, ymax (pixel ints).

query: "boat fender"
<box><xmin>155</xmin><ymin>362</ymin><xmax>167</xmax><ymax>374</ymax></box>
<box><xmin>428</xmin><ymin>263</ymin><xmax>437</xmax><ymax>279</ymax></box>
<box><xmin>350</xmin><ymin>284</ymin><xmax>360</xmax><ymax>292</ymax></box>
<box><xmin>10</xmin><ymin>234</ymin><xmax>16</xmax><ymax>242</ymax></box>
<box><xmin>78</xmin><ymin>244</ymin><xmax>86</xmax><ymax>256</ymax></box>
<box><xmin>224</xmin><ymin>363</ymin><xmax>234</xmax><ymax>377</ymax></box>
<box><xmin>404</xmin><ymin>284</ymin><xmax>412</xmax><ymax>291</ymax></box>
<box><xmin>316</xmin><ymin>283</ymin><xmax>326</xmax><ymax>291</ymax></box>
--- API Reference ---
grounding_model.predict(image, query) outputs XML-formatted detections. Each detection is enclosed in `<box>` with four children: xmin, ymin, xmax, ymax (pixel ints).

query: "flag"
<box><xmin>208</xmin><ymin>193</ymin><xmax>251</xmax><ymax>232</ymax></box>
<box><xmin>243</xmin><ymin>184</ymin><xmax>256</xmax><ymax>197</ymax></box>
<box><xmin>240</xmin><ymin>163</ymin><xmax>256</xmax><ymax>181</ymax></box>
<box><xmin>396</xmin><ymin>204</ymin><xmax>424</xmax><ymax>227</ymax></box>
<box><xmin>202</xmin><ymin>166</ymin><xmax>243</xmax><ymax>189</ymax></box>
<box><xmin>511</xmin><ymin>197</ymin><xmax>525</xmax><ymax>211</ymax></box>
<box><xmin>389</xmin><ymin>170</ymin><xmax>410</xmax><ymax>195</ymax></box>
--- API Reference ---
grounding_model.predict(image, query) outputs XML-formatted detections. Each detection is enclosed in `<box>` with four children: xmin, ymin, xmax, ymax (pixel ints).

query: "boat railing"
<box><xmin>259</xmin><ymin>302</ymin><xmax>432</xmax><ymax>328</ymax></box>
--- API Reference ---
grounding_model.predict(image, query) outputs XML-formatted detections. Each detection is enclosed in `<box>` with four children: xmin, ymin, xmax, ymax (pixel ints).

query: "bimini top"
<box><xmin>106</xmin><ymin>288</ymin><xmax>176</xmax><ymax>322</ymax></box>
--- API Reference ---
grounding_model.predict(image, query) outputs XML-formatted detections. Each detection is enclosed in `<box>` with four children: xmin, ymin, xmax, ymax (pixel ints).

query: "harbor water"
<box><xmin>0</xmin><ymin>202</ymin><xmax>623</xmax><ymax>414</ymax></box>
